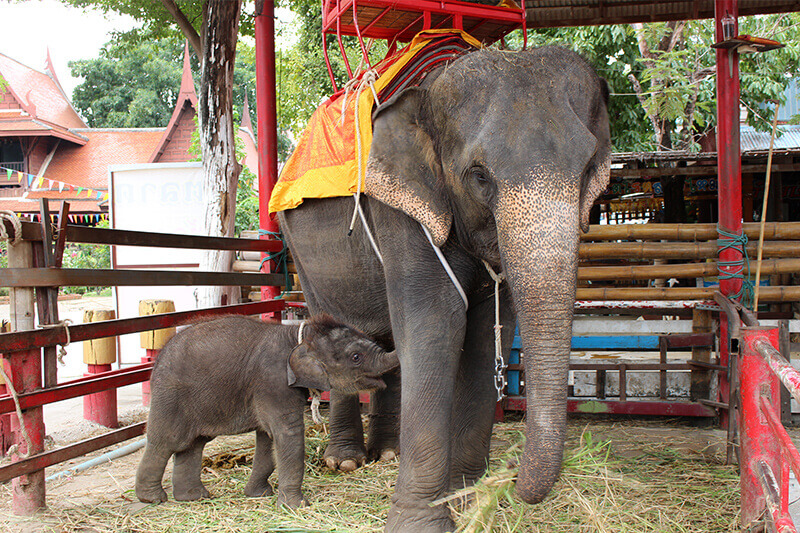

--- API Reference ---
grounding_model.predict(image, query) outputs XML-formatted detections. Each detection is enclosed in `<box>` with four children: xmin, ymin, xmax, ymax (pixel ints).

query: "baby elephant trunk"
<box><xmin>366</xmin><ymin>349</ymin><xmax>399</xmax><ymax>377</ymax></box>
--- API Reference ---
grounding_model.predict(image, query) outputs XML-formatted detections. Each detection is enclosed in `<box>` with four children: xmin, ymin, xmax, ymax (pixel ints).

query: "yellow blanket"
<box><xmin>269</xmin><ymin>29</ymin><xmax>481</xmax><ymax>215</ymax></box>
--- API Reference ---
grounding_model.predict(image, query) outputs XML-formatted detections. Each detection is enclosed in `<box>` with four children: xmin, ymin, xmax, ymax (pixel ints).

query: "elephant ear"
<box><xmin>365</xmin><ymin>87</ymin><xmax>452</xmax><ymax>247</ymax></box>
<box><xmin>287</xmin><ymin>345</ymin><xmax>331</xmax><ymax>391</ymax></box>
<box><xmin>578</xmin><ymin>79</ymin><xmax>612</xmax><ymax>233</ymax></box>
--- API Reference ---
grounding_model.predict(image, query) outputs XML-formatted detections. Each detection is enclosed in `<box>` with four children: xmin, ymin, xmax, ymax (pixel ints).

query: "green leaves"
<box><xmin>69</xmin><ymin>37</ymin><xmax>188</xmax><ymax>128</ymax></box>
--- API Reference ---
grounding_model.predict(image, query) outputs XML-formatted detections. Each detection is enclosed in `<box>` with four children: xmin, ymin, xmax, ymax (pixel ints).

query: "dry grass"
<box><xmin>0</xmin><ymin>415</ymin><xmax>740</xmax><ymax>532</ymax></box>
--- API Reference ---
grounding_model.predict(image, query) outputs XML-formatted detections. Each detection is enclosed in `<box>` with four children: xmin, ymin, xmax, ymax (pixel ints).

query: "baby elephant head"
<box><xmin>287</xmin><ymin>315</ymin><xmax>398</xmax><ymax>393</ymax></box>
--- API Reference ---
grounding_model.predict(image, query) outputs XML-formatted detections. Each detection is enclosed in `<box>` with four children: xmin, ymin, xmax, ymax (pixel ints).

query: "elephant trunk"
<box><xmin>495</xmin><ymin>182</ymin><xmax>580</xmax><ymax>504</ymax></box>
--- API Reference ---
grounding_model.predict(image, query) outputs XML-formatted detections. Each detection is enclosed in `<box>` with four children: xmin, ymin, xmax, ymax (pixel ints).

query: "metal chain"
<box><xmin>483</xmin><ymin>261</ymin><xmax>507</xmax><ymax>401</ymax></box>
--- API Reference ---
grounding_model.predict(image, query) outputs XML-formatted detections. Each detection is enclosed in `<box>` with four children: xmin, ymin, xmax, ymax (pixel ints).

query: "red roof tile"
<box><xmin>43</xmin><ymin>129</ymin><xmax>164</xmax><ymax>189</ymax></box>
<box><xmin>0</xmin><ymin>53</ymin><xmax>87</xmax><ymax>131</ymax></box>
<box><xmin>0</xmin><ymin>115</ymin><xmax>88</xmax><ymax>144</ymax></box>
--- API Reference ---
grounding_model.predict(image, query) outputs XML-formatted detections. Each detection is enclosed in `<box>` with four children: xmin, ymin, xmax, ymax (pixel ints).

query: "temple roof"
<box><xmin>0</xmin><ymin>52</ymin><xmax>87</xmax><ymax>132</ymax></box>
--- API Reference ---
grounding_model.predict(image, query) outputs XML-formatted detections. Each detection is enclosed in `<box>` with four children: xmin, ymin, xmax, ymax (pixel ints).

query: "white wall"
<box><xmin>109</xmin><ymin>163</ymin><xmax>205</xmax><ymax>366</ymax></box>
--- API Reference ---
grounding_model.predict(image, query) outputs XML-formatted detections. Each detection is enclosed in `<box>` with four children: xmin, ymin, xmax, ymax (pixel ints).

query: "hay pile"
<box><xmin>0</xmin><ymin>416</ymin><xmax>740</xmax><ymax>532</ymax></box>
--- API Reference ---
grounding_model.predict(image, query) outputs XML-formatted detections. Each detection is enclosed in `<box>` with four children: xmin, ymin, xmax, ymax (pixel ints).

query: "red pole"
<box><xmin>740</xmin><ymin>326</ymin><xmax>782</xmax><ymax>528</ymax></box>
<box><xmin>82</xmin><ymin>364</ymin><xmax>118</xmax><ymax>428</ymax></box>
<box><xmin>0</xmin><ymin>383</ymin><xmax>11</xmax><ymax>455</ymax></box>
<box><xmin>715</xmin><ymin>0</ymin><xmax>743</xmax><ymax>300</ymax></box>
<box><xmin>141</xmin><ymin>349</ymin><xmax>159</xmax><ymax>407</ymax></box>
<box><xmin>715</xmin><ymin>0</ymin><xmax>741</xmax><ymax>436</ymax></box>
<box><xmin>255</xmin><ymin>1</ymin><xmax>282</xmax><ymax>318</ymax></box>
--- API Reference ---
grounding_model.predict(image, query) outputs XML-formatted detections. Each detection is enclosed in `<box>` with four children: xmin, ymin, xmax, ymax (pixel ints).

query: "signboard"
<box><xmin>109</xmin><ymin>163</ymin><xmax>205</xmax><ymax>365</ymax></box>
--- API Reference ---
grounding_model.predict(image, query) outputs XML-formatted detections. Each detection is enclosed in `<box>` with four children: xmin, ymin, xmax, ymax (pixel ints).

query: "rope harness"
<box><xmin>717</xmin><ymin>225</ymin><xmax>754</xmax><ymax>309</ymax></box>
<box><xmin>344</xmin><ymin>69</ymin><xmax>380</xmax><ymax>237</ymax></box>
<box><xmin>258</xmin><ymin>229</ymin><xmax>291</xmax><ymax>297</ymax></box>
<box><xmin>38</xmin><ymin>319</ymin><xmax>73</xmax><ymax>366</ymax></box>
<box><xmin>296</xmin><ymin>322</ymin><xmax>323</xmax><ymax>425</ymax></box>
<box><xmin>0</xmin><ymin>210</ymin><xmax>22</xmax><ymax>245</ymax></box>
<box><xmin>483</xmin><ymin>261</ymin><xmax>507</xmax><ymax>402</ymax></box>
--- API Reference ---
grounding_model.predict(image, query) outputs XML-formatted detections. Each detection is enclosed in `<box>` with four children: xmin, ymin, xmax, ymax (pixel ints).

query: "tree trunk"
<box><xmin>195</xmin><ymin>0</ymin><xmax>243</xmax><ymax>309</ymax></box>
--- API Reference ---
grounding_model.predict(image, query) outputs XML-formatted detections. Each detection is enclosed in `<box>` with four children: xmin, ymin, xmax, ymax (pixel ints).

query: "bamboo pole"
<box><xmin>577</xmin><ymin>258</ymin><xmax>800</xmax><ymax>281</ymax></box>
<box><xmin>575</xmin><ymin>286</ymin><xmax>800</xmax><ymax>302</ymax></box>
<box><xmin>579</xmin><ymin>240</ymin><xmax>800</xmax><ymax>261</ymax></box>
<box><xmin>754</xmin><ymin>102</ymin><xmax>780</xmax><ymax>309</ymax></box>
<box><xmin>581</xmin><ymin>222</ymin><xmax>800</xmax><ymax>242</ymax></box>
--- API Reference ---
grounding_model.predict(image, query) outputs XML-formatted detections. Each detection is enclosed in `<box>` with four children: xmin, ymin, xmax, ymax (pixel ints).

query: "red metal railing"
<box><xmin>740</xmin><ymin>324</ymin><xmax>800</xmax><ymax>531</ymax></box>
<box><xmin>320</xmin><ymin>0</ymin><xmax>527</xmax><ymax>89</ymax></box>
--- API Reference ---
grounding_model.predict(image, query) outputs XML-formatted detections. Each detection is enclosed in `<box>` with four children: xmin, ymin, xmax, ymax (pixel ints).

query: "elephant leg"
<box><xmin>450</xmin><ymin>286</ymin><xmax>516</xmax><ymax>492</ymax></box>
<box><xmin>244</xmin><ymin>430</ymin><xmax>275</xmax><ymax>498</ymax></box>
<box><xmin>135</xmin><ymin>442</ymin><xmax>172</xmax><ymax>503</ymax></box>
<box><xmin>366</xmin><ymin>368</ymin><xmax>401</xmax><ymax>462</ymax></box>
<box><xmin>323</xmin><ymin>391</ymin><xmax>366</xmax><ymax>472</ymax></box>
<box><xmin>274</xmin><ymin>416</ymin><xmax>308</xmax><ymax>508</ymax></box>
<box><xmin>385</xmin><ymin>328</ymin><xmax>464</xmax><ymax>533</ymax></box>
<box><xmin>172</xmin><ymin>437</ymin><xmax>211</xmax><ymax>501</ymax></box>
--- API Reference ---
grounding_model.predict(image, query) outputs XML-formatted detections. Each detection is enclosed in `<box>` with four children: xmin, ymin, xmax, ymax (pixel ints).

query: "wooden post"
<box><xmin>779</xmin><ymin>320</ymin><xmax>792</xmax><ymax>426</ymax></box>
<box><xmin>690</xmin><ymin>309</ymin><xmax>713</xmax><ymax>402</ymax></box>
<box><xmin>139</xmin><ymin>300</ymin><xmax>176</xmax><ymax>406</ymax></box>
<box><xmin>82</xmin><ymin>310</ymin><xmax>118</xmax><ymax>428</ymax></box>
<box><xmin>7</xmin><ymin>239</ymin><xmax>46</xmax><ymax>514</ymax></box>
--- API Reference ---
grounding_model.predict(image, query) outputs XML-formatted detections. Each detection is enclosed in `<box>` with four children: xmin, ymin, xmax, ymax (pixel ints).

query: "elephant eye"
<box><xmin>469</xmin><ymin>166</ymin><xmax>490</xmax><ymax>186</ymax></box>
<box><xmin>351</xmin><ymin>353</ymin><xmax>363</xmax><ymax>365</ymax></box>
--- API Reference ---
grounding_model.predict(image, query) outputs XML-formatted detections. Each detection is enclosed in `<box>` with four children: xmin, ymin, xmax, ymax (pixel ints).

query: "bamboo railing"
<box><xmin>582</xmin><ymin>222</ymin><xmax>800</xmax><ymax>242</ymax></box>
<box><xmin>575</xmin><ymin>222</ymin><xmax>800</xmax><ymax>302</ymax></box>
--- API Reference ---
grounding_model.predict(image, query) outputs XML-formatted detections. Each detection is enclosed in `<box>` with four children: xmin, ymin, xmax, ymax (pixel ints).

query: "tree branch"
<box><xmin>160</xmin><ymin>0</ymin><xmax>202</xmax><ymax>56</ymax></box>
<box><xmin>631</xmin><ymin>23</ymin><xmax>655</xmax><ymax>69</ymax></box>
<box><xmin>628</xmin><ymin>73</ymin><xmax>659</xmax><ymax>135</ymax></box>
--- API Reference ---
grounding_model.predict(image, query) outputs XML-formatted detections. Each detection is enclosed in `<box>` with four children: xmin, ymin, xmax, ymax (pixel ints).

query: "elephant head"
<box><xmin>364</xmin><ymin>47</ymin><xmax>611</xmax><ymax>503</ymax></box>
<box><xmin>288</xmin><ymin>315</ymin><xmax>400</xmax><ymax>394</ymax></box>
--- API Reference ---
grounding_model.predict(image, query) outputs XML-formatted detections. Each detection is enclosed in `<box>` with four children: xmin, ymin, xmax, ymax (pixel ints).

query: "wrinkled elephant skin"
<box><xmin>279</xmin><ymin>46</ymin><xmax>611</xmax><ymax>532</ymax></box>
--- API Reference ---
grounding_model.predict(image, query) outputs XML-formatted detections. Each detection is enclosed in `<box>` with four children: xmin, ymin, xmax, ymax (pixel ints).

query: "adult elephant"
<box><xmin>278</xmin><ymin>45</ymin><xmax>610</xmax><ymax>532</ymax></box>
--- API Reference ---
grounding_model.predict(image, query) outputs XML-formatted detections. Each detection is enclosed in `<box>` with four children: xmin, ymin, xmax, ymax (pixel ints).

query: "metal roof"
<box><xmin>740</xmin><ymin>124</ymin><xmax>800</xmax><ymax>152</ymax></box>
<box><xmin>525</xmin><ymin>0</ymin><xmax>800</xmax><ymax>28</ymax></box>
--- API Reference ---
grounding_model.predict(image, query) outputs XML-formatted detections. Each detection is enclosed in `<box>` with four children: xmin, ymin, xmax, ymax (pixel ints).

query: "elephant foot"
<box><xmin>135</xmin><ymin>485</ymin><xmax>168</xmax><ymax>504</ymax></box>
<box><xmin>173</xmin><ymin>484</ymin><xmax>211</xmax><ymax>501</ymax></box>
<box><xmin>323</xmin><ymin>442</ymin><xmax>367</xmax><ymax>472</ymax></box>
<box><xmin>277</xmin><ymin>490</ymin><xmax>308</xmax><ymax>508</ymax></box>
<box><xmin>244</xmin><ymin>479</ymin><xmax>274</xmax><ymax>498</ymax></box>
<box><xmin>385</xmin><ymin>498</ymin><xmax>454</xmax><ymax>533</ymax></box>
<box><xmin>366</xmin><ymin>413</ymin><xmax>400</xmax><ymax>463</ymax></box>
<box><xmin>368</xmin><ymin>447</ymin><xmax>399</xmax><ymax>463</ymax></box>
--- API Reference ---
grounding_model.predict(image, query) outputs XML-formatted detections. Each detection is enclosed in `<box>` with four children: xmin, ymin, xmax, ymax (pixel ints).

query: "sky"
<box><xmin>0</xmin><ymin>0</ymin><xmax>298</xmax><ymax>100</ymax></box>
<box><xmin>0</xmin><ymin>0</ymin><xmax>137</xmax><ymax>97</ymax></box>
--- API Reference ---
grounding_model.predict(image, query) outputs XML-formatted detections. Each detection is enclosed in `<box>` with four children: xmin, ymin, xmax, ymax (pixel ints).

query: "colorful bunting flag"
<box><xmin>5</xmin><ymin>168</ymin><xmax>10</xmax><ymax>180</ymax></box>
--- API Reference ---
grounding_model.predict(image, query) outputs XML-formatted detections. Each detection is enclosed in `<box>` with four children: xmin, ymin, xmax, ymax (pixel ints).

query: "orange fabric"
<box><xmin>269</xmin><ymin>30</ymin><xmax>481</xmax><ymax>215</ymax></box>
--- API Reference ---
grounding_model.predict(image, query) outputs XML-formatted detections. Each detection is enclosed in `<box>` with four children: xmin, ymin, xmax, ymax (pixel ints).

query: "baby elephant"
<box><xmin>135</xmin><ymin>314</ymin><xmax>398</xmax><ymax>507</ymax></box>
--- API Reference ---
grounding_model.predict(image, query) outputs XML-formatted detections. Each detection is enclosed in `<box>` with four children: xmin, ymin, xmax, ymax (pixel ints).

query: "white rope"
<box><xmin>38</xmin><ymin>319</ymin><xmax>72</xmax><ymax>366</ymax></box>
<box><xmin>421</xmin><ymin>225</ymin><xmax>468</xmax><ymax>309</ymax></box>
<box><xmin>296</xmin><ymin>322</ymin><xmax>322</xmax><ymax>424</ymax></box>
<box><xmin>347</xmin><ymin>69</ymin><xmax>380</xmax><ymax>236</ymax></box>
<box><xmin>0</xmin><ymin>210</ymin><xmax>22</xmax><ymax>246</ymax></box>
<box><xmin>483</xmin><ymin>260</ymin><xmax>507</xmax><ymax>401</ymax></box>
<box><xmin>309</xmin><ymin>389</ymin><xmax>323</xmax><ymax>425</ymax></box>
<box><xmin>356</xmin><ymin>196</ymin><xmax>383</xmax><ymax>265</ymax></box>
<box><xmin>0</xmin><ymin>364</ymin><xmax>34</xmax><ymax>458</ymax></box>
